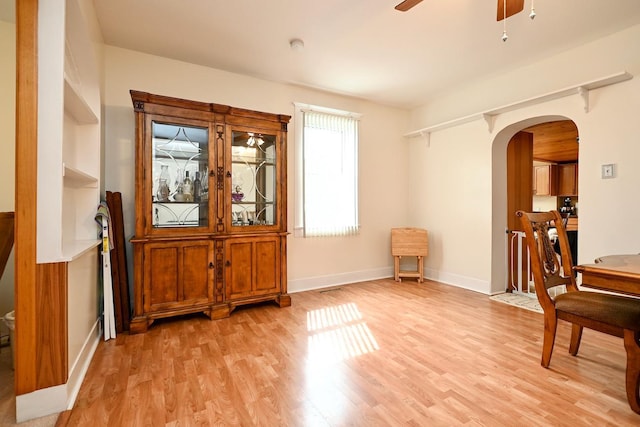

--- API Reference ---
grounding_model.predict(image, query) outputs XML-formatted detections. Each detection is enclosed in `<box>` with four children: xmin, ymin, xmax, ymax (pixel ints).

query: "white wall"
<box><xmin>102</xmin><ymin>46</ymin><xmax>411</xmax><ymax>293</ymax></box>
<box><xmin>408</xmin><ymin>120</ymin><xmax>493</xmax><ymax>292</ymax></box>
<box><xmin>64</xmin><ymin>0</ymin><xmax>103</xmax><ymax>388</ymax></box>
<box><xmin>67</xmin><ymin>251</ymin><xmax>98</xmax><ymax>369</ymax></box>
<box><xmin>532</xmin><ymin>196</ymin><xmax>557</xmax><ymax>212</ymax></box>
<box><xmin>0</xmin><ymin>20</ymin><xmax>15</xmax><ymax>332</ymax></box>
<box><xmin>407</xmin><ymin>24</ymin><xmax>640</xmax><ymax>294</ymax></box>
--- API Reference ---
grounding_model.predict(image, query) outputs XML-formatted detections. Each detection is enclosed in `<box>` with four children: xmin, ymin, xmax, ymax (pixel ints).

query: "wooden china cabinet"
<box><xmin>129</xmin><ymin>91</ymin><xmax>291</xmax><ymax>333</ymax></box>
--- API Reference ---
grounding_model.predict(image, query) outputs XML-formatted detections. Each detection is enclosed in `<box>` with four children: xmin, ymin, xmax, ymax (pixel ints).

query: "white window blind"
<box><xmin>302</xmin><ymin>109</ymin><xmax>359</xmax><ymax>237</ymax></box>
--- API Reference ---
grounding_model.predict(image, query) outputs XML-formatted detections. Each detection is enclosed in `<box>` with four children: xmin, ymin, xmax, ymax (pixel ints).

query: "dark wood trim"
<box><xmin>129</xmin><ymin>90</ymin><xmax>291</xmax><ymax>125</ymax></box>
<box><xmin>506</xmin><ymin>131</ymin><xmax>533</xmax><ymax>292</ymax></box>
<box><xmin>15</xmin><ymin>0</ymin><xmax>39</xmax><ymax>395</ymax></box>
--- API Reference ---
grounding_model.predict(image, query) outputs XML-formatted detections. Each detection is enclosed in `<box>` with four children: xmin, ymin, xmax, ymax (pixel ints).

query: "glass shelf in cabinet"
<box><xmin>231</xmin><ymin>156</ymin><xmax>275</xmax><ymax>164</ymax></box>
<box><xmin>231</xmin><ymin>201</ymin><xmax>274</xmax><ymax>205</ymax></box>
<box><xmin>153</xmin><ymin>152</ymin><xmax>207</xmax><ymax>161</ymax></box>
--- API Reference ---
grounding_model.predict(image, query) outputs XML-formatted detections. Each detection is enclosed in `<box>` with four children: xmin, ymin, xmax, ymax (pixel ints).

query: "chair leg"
<box><xmin>541</xmin><ymin>313</ymin><xmax>557</xmax><ymax>368</ymax></box>
<box><xmin>568</xmin><ymin>323</ymin><xmax>583</xmax><ymax>356</ymax></box>
<box><xmin>623</xmin><ymin>329</ymin><xmax>640</xmax><ymax>414</ymax></box>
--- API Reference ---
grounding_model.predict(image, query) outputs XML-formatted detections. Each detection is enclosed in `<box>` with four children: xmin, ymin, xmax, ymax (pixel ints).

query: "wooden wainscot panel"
<box><xmin>35</xmin><ymin>262</ymin><xmax>68</xmax><ymax>389</ymax></box>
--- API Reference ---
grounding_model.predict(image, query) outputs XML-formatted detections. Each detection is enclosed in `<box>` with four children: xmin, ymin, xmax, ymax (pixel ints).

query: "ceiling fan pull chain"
<box><xmin>530</xmin><ymin>0</ymin><xmax>536</xmax><ymax>20</ymax></box>
<box><xmin>502</xmin><ymin>0</ymin><xmax>508</xmax><ymax>42</ymax></box>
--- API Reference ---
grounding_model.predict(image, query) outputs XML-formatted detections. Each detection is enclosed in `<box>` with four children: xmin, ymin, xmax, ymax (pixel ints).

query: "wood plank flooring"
<box><xmin>60</xmin><ymin>279</ymin><xmax>639</xmax><ymax>426</ymax></box>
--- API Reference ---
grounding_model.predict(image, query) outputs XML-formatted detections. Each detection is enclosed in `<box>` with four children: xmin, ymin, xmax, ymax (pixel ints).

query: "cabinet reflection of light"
<box><xmin>306</xmin><ymin>303</ymin><xmax>379</xmax><ymax>363</ymax></box>
<box><xmin>247</xmin><ymin>133</ymin><xmax>264</xmax><ymax>147</ymax></box>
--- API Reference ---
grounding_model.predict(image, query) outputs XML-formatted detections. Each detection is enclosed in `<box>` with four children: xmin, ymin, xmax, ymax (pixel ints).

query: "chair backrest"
<box><xmin>0</xmin><ymin>212</ymin><xmax>15</xmax><ymax>280</ymax></box>
<box><xmin>517</xmin><ymin>210</ymin><xmax>578</xmax><ymax>311</ymax></box>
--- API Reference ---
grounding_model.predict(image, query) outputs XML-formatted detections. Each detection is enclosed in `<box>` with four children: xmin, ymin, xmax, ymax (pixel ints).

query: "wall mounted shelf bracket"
<box><xmin>482</xmin><ymin>113</ymin><xmax>496</xmax><ymax>133</ymax></box>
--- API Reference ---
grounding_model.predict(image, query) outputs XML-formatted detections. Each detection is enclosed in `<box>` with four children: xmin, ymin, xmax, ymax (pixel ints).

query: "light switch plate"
<box><xmin>601</xmin><ymin>163</ymin><xmax>615</xmax><ymax>179</ymax></box>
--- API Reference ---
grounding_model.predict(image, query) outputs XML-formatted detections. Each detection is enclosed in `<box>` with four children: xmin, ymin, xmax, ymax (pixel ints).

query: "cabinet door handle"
<box><xmin>225</xmin><ymin>260</ymin><xmax>231</xmax><ymax>267</ymax></box>
<box><xmin>208</xmin><ymin>262</ymin><xmax>214</xmax><ymax>269</ymax></box>
<box><xmin>209</xmin><ymin>170</ymin><xmax>215</xmax><ymax>177</ymax></box>
<box><xmin>226</xmin><ymin>171</ymin><xmax>231</xmax><ymax>178</ymax></box>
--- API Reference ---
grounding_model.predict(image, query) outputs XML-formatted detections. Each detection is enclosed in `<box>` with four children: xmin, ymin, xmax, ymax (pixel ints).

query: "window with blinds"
<box><xmin>298</xmin><ymin>106</ymin><xmax>360</xmax><ymax>237</ymax></box>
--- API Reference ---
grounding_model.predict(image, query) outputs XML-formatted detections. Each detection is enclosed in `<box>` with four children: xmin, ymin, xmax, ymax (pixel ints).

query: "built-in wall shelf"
<box><xmin>61</xmin><ymin>239</ymin><xmax>100</xmax><ymax>262</ymax></box>
<box><xmin>405</xmin><ymin>71</ymin><xmax>633</xmax><ymax>139</ymax></box>
<box><xmin>64</xmin><ymin>76</ymin><xmax>98</xmax><ymax>124</ymax></box>
<box><xmin>63</xmin><ymin>163</ymin><xmax>98</xmax><ymax>188</ymax></box>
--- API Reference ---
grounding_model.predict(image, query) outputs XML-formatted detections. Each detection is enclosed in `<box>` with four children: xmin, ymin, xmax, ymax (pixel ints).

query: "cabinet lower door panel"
<box><xmin>225</xmin><ymin>236</ymin><xmax>281</xmax><ymax>300</ymax></box>
<box><xmin>147</xmin><ymin>246</ymin><xmax>180</xmax><ymax>308</ymax></box>
<box><xmin>227</xmin><ymin>241</ymin><xmax>253</xmax><ymax>297</ymax></box>
<box><xmin>255</xmin><ymin>240</ymin><xmax>278</xmax><ymax>292</ymax></box>
<box><xmin>182</xmin><ymin>244</ymin><xmax>211</xmax><ymax>302</ymax></box>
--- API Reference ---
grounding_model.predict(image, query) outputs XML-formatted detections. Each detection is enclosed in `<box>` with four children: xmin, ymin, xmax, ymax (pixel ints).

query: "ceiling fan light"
<box><xmin>289</xmin><ymin>39</ymin><xmax>305</xmax><ymax>51</ymax></box>
<box><xmin>530</xmin><ymin>0</ymin><xmax>536</xmax><ymax>20</ymax></box>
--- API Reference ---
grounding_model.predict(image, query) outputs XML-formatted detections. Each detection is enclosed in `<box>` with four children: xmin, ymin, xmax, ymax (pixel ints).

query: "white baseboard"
<box><xmin>424</xmin><ymin>267</ymin><xmax>490</xmax><ymax>294</ymax></box>
<box><xmin>16</xmin><ymin>318</ymin><xmax>101</xmax><ymax>422</ymax></box>
<box><xmin>288</xmin><ymin>266</ymin><xmax>490</xmax><ymax>295</ymax></box>
<box><xmin>66</xmin><ymin>318</ymin><xmax>101</xmax><ymax>409</ymax></box>
<box><xmin>16</xmin><ymin>384</ymin><xmax>67</xmax><ymax>423</ymax></box>
<box><xmin>288</xmin><ymin>267</ymin><xmax>394</xmax><ymax>293</ymax></box>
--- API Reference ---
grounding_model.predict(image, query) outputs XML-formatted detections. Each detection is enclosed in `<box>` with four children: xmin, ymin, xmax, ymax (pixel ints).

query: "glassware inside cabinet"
<box><xmin>151</xmin><ymin>121</ymin><xmax>209</xmax><ymax>228</ymax></box>
<box><xmin>231</xmin><ymin>131</ymin><xmax>277</xmax><ymax>226</ymax></box>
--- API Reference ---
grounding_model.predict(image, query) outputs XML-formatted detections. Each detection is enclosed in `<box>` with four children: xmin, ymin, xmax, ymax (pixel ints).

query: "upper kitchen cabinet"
<box><xmin>533</xmin><ymin>164</ymin><xmax>557</xmax><ymax>196</ymax></box>
<box><xmin>129</xmin><ymin>91</ymin><xmax>291</xmax><ymax>333</ymax></box>
<box><xmin>557</xmin><ymin>163</ymin><xmax>578</xmax><ymax>196</ymax></box>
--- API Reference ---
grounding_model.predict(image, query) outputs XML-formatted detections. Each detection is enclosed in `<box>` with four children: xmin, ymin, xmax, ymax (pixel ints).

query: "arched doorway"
<box><xmin>490</xmin><ymin>115</ymin><xmax>579</xmax><ymax>295</ymax></box>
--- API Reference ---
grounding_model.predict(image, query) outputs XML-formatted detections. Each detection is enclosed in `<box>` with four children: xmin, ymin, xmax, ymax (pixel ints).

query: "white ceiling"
<box><xmin>6</xmin><ymin>1</ymin><xmax>640</xmax><ymax>109</ymax></box>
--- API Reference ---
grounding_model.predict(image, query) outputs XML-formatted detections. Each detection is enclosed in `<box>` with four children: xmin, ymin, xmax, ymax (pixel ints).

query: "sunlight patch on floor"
<box><xmin>307</xmin><ymin>303</ymin><xmax>379</xmax><ymax>363</ymax></box>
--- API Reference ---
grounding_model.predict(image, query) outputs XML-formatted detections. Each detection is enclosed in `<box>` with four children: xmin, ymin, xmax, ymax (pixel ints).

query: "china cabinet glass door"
<box><xmin>151</xmin><ymin>121</ymin><xmax>209</xmax><ymax>228</ymax></box>
<box><xmin>231</xmin><ymin>130</ymin><xmax>277</xmax><ymax>227</ymax></box>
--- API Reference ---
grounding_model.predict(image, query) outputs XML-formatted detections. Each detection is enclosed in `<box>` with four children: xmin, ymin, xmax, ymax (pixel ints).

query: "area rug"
<box><xmin>490</xmin><ymin>292</ymin><xmax>543</xmax><ymax>314</ymax></box>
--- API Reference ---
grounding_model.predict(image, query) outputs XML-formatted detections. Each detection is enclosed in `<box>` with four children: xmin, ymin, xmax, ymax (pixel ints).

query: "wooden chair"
<box><xmin>0</xmin><ymin>212</ymin><xmax>14</xmax><ymax>280</ymax></box>
<box><xmin>391</xmin><ymin>228</ymin><xmax>428</xmax><ymax>283</ymax></box>
<box><xmin>517</xmin><ymin>210</ymin><xmax>640</xmax><ymax>414</ymax></box>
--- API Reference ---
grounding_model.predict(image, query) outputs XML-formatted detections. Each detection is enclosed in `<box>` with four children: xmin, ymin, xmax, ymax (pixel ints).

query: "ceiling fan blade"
<box><xmin>395</xmin><ymin>0</ymin><xmax>423</xmax><ymax>12</ymax></box>
<box><xmin>497</xmin><ymin>0</ymin><xmax>524</xmax><ymax>21</ymax></box>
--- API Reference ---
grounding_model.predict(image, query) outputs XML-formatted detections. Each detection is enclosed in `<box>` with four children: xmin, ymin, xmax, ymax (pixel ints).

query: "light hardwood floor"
<box><xmin>52</xmin><ymin>279</ymin><xmax>640</xmax><ymax>425</ymax></box>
